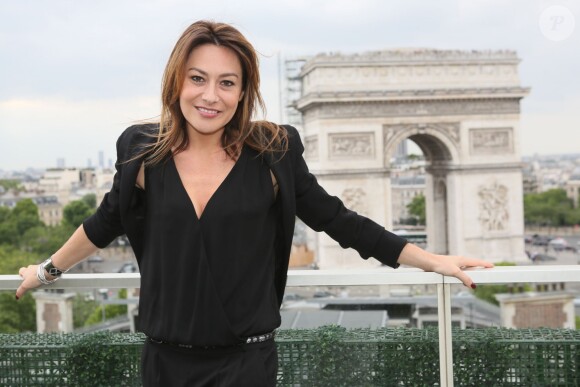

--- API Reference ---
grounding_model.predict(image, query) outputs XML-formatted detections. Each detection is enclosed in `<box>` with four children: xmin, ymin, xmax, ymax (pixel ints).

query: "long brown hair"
<box><xmin>141</xmin><ymin>20</ymin><xmax>287</xmax><ymax>165</ymax></box>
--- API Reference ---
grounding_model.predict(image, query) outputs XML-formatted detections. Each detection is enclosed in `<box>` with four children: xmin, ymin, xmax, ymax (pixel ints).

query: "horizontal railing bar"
<box><xmin>0</xmin><ymin>273</ymin><xmax>141</xmax><ymax>290</ymax></box>
<box><xmin>1</xmin><ymin>265</ymin><xmax>579</xmax><ymax>291</ymax></box>
<box><xmin>445</xmin><ymin>265</ymin><xmax>580</xmax><ymax>284</ymax></box>
<box><xmin>286</xmin><ymin>268</ymin><xmax>443</xmax><ymax>286</ymax></box>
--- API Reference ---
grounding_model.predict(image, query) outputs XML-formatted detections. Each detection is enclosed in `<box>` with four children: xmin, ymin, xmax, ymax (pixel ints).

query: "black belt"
<box><xmin>147</xmin><ymin>330</ymin><xmax>276</xmax><ymax>350</ymax></box>
<box><xmin>243</xmin><ymin>330</ymin><xmax>276</xmax><ymax>345</ymax></box>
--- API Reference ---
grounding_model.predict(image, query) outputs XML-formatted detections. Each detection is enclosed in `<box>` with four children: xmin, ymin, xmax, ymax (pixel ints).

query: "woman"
<box><xmin>16</xmin><ymin>20</ymin><xmax>492</xmax><ymax>386</ymax></box>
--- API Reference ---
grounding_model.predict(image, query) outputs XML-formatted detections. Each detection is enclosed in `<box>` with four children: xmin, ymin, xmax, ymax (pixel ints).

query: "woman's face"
<box><xmin>179</xmin><ymin>44</ymin><xmax>244</xmax><ymax>138</ymax></box>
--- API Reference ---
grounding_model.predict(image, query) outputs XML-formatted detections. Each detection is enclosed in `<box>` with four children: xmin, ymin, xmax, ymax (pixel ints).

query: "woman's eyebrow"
<box><xmin>187</xmin><ymin>67</ymin><xmax>240</xmax><ymax>78</ymax></box>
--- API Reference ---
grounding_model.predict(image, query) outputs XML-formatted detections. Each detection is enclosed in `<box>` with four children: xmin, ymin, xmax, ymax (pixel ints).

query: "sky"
<box><xmin>0</xmin><ymin>0</ymin><xmax>578</xmax><ymax>171</ymax></box>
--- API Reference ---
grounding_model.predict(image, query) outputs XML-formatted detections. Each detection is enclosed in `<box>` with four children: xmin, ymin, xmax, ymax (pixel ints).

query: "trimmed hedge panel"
<box><xmin>0</xmin><ymin>327</ymin><xmax>578</xmax><ymax>386</ymax></box>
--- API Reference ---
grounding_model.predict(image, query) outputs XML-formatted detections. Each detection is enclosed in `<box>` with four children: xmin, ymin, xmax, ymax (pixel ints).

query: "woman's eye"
<box><xmin>221</xmin><ymin>80</ymin><xmax>235</xmax><ymax>87</ymax></box>
<box><xmin>190</xmin><ymin>76</ymin><xmax>204</xmax><ymax>83</ymax></box>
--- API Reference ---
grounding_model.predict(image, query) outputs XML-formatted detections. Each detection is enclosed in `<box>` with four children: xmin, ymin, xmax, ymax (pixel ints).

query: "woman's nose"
<box><xmin>201</xmin><ymin>84</ymin><xmax>219</xmax><ymax>104</ymax></box>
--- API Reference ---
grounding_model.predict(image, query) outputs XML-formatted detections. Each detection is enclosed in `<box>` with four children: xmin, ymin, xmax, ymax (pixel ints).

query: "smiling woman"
<box><xmin>179</xmin><ymin>45</ymin><xmax>244</xmax><ymax>138</ymax></box>
<box><xmin>14</xmin><ymin>20</ymin><xmax>492</xmax><ymax>387</ymax></box>
<box><xmin>171</xmin><ymin>44</ymin><xmax>246</xmax><ymax>218</ymax></box>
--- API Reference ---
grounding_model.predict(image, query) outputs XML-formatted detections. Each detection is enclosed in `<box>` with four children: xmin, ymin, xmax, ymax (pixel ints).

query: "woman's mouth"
<box><xmin>196</xmin><ymin>106</ymin><xmax>220</xmax><ymax>117</ymax></box>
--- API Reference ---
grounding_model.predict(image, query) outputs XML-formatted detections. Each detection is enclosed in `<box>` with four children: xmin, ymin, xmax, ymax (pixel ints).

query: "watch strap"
<box><xmin>42</xmin><ymin>257</ymin><xmax>66</xmax><ymax>277</ymax></box>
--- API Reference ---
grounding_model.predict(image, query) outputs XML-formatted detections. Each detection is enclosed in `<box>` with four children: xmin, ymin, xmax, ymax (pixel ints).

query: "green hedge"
<box><xmin>0</xmin><ymin>331</ymin><xmax>142</xmax><ymax>386</ymax></box>
<box><xmin>0</xmin><ymin>327</ymin><xmax>578</xmax><ymax>386</ymax></box>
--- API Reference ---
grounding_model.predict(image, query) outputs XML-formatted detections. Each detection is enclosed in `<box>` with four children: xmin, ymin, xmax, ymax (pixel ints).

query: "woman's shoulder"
<box><xmin>119</xmin><ymin>122</ymin><xmax>159</xmax><ymax>142</ymax></box>
<box><xmin>116</xmin><ymin>122</ymin><xmax>159</xmax><ymax>161</ymax></box>
<box><xmin>117</xmin><ymin>123</ymin><xmax>159</xmax><ymax>148</ymax></box>
<box><xmin>279</xmin><ymin>124</ymin><xmax>298</xmax><ymax>136</ymax></box>
<box><xmin>278</xmin><ymin>124</ymin><xmax>303</xmax><ymax>153</ymax></box>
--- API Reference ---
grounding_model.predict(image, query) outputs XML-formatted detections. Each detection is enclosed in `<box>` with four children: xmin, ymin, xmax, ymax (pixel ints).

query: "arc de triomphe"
<box><xmin>294</xmin><ymin>50</ymin><xmax>529</xmax><ymax>268</ymax></box>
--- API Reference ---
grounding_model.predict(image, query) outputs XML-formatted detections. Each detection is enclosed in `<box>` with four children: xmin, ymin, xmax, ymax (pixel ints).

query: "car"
<box><xmin>530</xmin><ymin>253</ymin><xmax>557</xmax><ymax>262</ymax></box>
<box><xmin>87</xmin><ymin>255</ymin><xmax>104</xmax><ymax>263</ymax></box>
<box><xmin>283</xmin><ymin>293</ymin><xmax>304</xmax><ymax>302</ymax></box>
<box><xmin>548</xmin><ymin>237</ymin><xmax>568</xmax><ymax>251</ymax></box>
<box><xmin>313</xmin><ymin>290</ymin><xmax>334</xmax><ymax>298</ymax></box>
<box><xmin>117</xmin><ymin>262</ymin><xmax>137</xmax><ymax>273</ymax></box>
<box><xmin>531</xmin><ymin>234</ymin><xmax>552</xmax><ymax>246</ymax></box>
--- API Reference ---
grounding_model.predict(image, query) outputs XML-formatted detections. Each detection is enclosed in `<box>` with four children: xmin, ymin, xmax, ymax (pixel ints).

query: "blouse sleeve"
<box><xmin>289</xmin><ymin>126</ymin><xmax>407</xmax><ymax>268</ymax></box>
<box><xmin>82</xmin><ymin>128</ymin><xmax>131</xmax><ymax>248</ymax></box>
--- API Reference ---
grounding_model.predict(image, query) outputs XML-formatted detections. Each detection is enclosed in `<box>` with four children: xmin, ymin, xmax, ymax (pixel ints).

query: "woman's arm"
<box><xmin>285</xmin><ymin>125</ymin><xmax>493</xmax><ymax>286</ymax></box>
<box><xmin>16</xmin><ymin>225</ymin><xmax>99</xmax><ymax>299</ymax></box>
<box><xmin>16</xmin><ymin>125</ymin><xmax>151</xmax><ymax>300</ymax></box>
<box><xmin>397</xmin><ymin>243</ymin><xmax>494</xmax><ymax>288</ymax></box>
<box><xmin>288</xmin><ymin>126</ymin><xmax>406</xmax><ymax>267</ymax></box>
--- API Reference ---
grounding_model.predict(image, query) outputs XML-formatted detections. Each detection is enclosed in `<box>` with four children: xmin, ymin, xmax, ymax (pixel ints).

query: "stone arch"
<box><xmin>293</xmin><ymin>49</ymin><xmax>529</xmax><ymax>266</ymax></box>
<box><xmin>383</xmin><ymin>123</ymin><xmax>460</xmax><ymax>168</ymax></box>
<box><xmin>384</xmin><ymin>127</ymin><xmax>457</xmax><ymax>254</ymax></box>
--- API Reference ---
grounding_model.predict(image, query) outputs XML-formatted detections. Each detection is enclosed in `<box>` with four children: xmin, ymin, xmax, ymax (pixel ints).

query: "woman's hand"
<box><xmin>14</xmin><ymin>225</ymin><xmax>100</xmax><ymax>300</ymax></box>
<box><xmin>429</xmin><ymin>254</ymin><xmax>494</xmax><ymax>288</ymax></box>
<box><xmin>397</xmin><ymin>243</ymin><xmax>494</xmax><ymax>288</ymax></box>
<box><xmin>16</xmin><ymin>265</ymin><xmax>43</xmax><ymax>300</ymax></box>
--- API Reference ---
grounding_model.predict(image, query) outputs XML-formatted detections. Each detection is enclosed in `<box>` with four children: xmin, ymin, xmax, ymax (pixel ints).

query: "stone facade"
<box><xmin>565</xmin><ymin>177</ymin><xmax>580</xmax><ymax>208</ymax></box>
<box><xmin>294</xmin><ymin>49</ymin><xmax>529</xmax><ymax>268</ymax></box>
<box><xmin>496</xmin><ymin>292</ymin><xmax>576</xmax><ymax>329</ymax></box>
<box><xmin>32</xmin><ymin>291</ymin><xmax>75</xmax><ymax>333</ymax></box>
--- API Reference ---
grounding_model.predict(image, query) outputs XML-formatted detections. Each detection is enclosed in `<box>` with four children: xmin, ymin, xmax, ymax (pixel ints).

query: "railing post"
<box><xmin>437</xmin><ymin>282</ymin><xmax>454</xmax><ymax>387</ymax></box>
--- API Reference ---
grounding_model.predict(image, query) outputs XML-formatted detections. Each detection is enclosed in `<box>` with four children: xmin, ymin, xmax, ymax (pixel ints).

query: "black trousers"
<box><xmin>141</xmin><ymin>339</ymin><xmax>278</xmax><ymax>387</ymax></box>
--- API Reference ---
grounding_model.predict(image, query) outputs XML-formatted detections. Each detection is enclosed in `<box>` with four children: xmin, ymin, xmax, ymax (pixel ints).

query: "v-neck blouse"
<box><xmin>171</xmin><ymin>147</ymin><xmax>244</xmax><ymax>221</ymax></box>
<box><xmin>138</xmin><ymin>146</ymin><xmax>280</xmax><ymax>346</ymax></box>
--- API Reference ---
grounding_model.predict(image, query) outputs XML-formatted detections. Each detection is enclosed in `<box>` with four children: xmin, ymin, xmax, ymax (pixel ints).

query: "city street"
<box><xmin>524</xmin><ymin>233</ymin><xmax>580</xmax><ymax>294</ymax></box>
<box><xmin>72</xmin><ymin>256</ymin><xmax>138</xmax><ymax>275</ymax></box>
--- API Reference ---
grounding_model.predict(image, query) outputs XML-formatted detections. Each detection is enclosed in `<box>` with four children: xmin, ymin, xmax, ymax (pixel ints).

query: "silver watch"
<box><xmin>41</xmin><ymin>257</ymin><xmax>66</xmax><ymax>277</ymax></box>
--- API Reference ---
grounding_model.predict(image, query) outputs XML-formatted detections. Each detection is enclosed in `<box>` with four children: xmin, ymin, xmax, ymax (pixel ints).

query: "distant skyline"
<box><xmin>1</xmin><ymin>0</ymin><xmax>579</xmax><ymax>171</ymax></box>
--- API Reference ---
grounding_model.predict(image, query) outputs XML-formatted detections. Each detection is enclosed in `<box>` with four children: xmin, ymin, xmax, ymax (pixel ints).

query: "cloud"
<box><xmin>520</xmin><ymin>96</ymin><xmax>580</xmax><ymax>155</ymax></box>
<box><xmin>0</xmin><ymin>96</ymin><xmax>159</xmax><ymax>170</ymax></box>
<box><xmin>0</xmin><ymin>0</ymin><xmax>579</xmax><ymax>170</ymax></box>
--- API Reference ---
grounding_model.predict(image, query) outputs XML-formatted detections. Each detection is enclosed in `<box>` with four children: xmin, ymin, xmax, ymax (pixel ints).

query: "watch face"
<box><xmin>48</xmin><ymin>268</ymin><xmax>61</xmax><ymax>276</ymax></box>
<box><xmin>44</xmin><ymin>259</ymin><xmax>63</xmax><ymax>277</ymax></box>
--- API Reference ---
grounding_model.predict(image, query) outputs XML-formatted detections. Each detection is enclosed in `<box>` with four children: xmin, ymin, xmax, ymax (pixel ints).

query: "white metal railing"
<box><xmin>1</xmin><ymin>265</ymin><xmax>579</xmax><ymax>386</ymax></box>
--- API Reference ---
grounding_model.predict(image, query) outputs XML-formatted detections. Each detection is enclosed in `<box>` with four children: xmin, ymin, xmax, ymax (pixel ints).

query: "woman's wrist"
<box><xmin>37</xmin><ymin>261</ymin><xmax>59</xmax><ymax>285</ymax></box>
<box><xmin>398</xmin><ymin>243</ymin><xmax>438</xmax><ymax>272</ymax></box>
<box><xmin>37</xmin><ymin>256</ymin><xmax>69</xmax><ymax>285</ymax></box>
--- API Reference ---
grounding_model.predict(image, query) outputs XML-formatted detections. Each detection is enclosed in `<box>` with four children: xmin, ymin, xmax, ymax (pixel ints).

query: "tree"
<box><xmin>0</xmin><ymin>244</ymin><xmax>38</xmax><ymax>275</ymax></box>
<box><xmin>7</xmin><ymin>199</ymin><xmax>42</xmax><ymax>236</ymax></box>
<box><xmin>407</xmin><ymin>194</ymin><xmax>426</xmax><ymax>225</ymax></box>
<box><xmin>81</xmin><ymin>193</ymin><xmax>97</xmax><ymax>209</ymax></box>
<box><xmin>564</xmin><ymin>207</ymin><xmax>580</xmax><ymax>226</ymax></box>
<box><xmin>0</xmin><ymin>245</ymin><xmax>37</xmax><ymax>333</ymax></box>
<box><xmin>84</xmin><ymin>289</ymin><xmax>128</xmax><ymax>327</ymax></box>
<box><xmin>0</xmin><ymin>179</ymin><xmax>22</xmax><ymax>191</ymax></box>
<box><xmin>63</xmin><ymin>200</ymin><xmax>94</xmax><ymax>228</ymax></box>
<box><xmin>524</xmin><ymin>188</ymin><xmax>574</xmax><ymax>227</ymax></box>
<box><xmin>20</xmin><ymin>223</ymin><xmax>75</xmax><ymax>256</ymax></box>
<box><xmin>72</xmin><ymin>294</ymin><xmax>99</xmax><ymax>329</ymax></box>
<box><xmin>0</xmin><ymin>292</ymin><xmax>36</xmax><ymax>333</ymax></box>
<box><xmin>0</xmin><ymin>206</ymin><xmax>10</xmax><ymax>223</ymax></box>
<box><xmin>0</xmin><ymin>206</ymin><xmax>19</xmax><ymax>245</ymax></box>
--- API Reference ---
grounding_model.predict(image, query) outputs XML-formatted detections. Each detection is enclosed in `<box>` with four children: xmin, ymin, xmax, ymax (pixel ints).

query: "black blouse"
<box><xmin>83</xmin><ymin>124</ymin><xmax>408</xmax><ymax>314</ymax></box>
<box><xmin>137</xmin><ymin>146</ymin><xmax>280</xmax><ymax>346</ymax></box>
